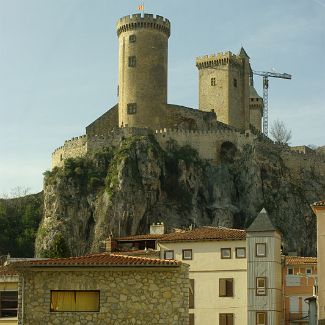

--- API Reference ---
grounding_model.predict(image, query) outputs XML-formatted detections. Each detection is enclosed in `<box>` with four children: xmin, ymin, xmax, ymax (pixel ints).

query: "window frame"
<box><xmin>128</xmin><ymin>56</ymin><xmax>136</xmax><ymax>67</ymax></box>
<box><xmin>256</xmin><ymin>277</ymin><xmax>267</xmax><ymax>296</ymax></box>
<box><xmin>211</xmin><ymin>77</ymin><xmax>216</xmax><ymax>86</ymax></box>
<box><xmin>164</xmin><ymin>250</ymin><xmax>174</xmax><ymax>260</ymax></box>
<box><xmin>306</xmin><ymin>267</ymin><xmax>312</xmax><ymax>276</ymax></box>
<box><xmin>235</xmin><ymin>247</ymin><xmax>246</xmax><ymax>258</ymax></box>
<box><xmin>219</xmin><ymin>313</ymin><xmax>234</xmax><ymax>325</ymax></box>
<box><xmin>233</xmin><ymin>78</ymin><xmax>238</xmax><ymax>88</ymax></box>
<box><xmin>287</xmin><ymin>267</ymin><xmax>294</xmax><ymax>275</ymax></box>
<box><xmin>182</xmin><ymin>249</ymin><xmax>193</xmax><ymax>260</ymax></box>
<box><xmin>0</xmin><ymin>291</ymin><xmax>18</xmax><ymax>318</ymax></box>
<box><xmin>127</xmin><ymin>103</ymin><xmax>137</xmax><ymax>115</ymax></box>
<box><xmin>221</xmin><ymin>248</ymin><xmax>231</xmax><ymax>259</ymax></box>
<box><xmin>129</xmin><ymin>34</ymin><xmax>136</xmax><ymax>43</ymax></box>
<box><xmin>219</xmin><ymin>278</ymin><xmax>234</xmax><ymax>297</ymax></box>
<box><xmin>255</xmin><ymin>243</ymin><xmax>267</xmax><ymax>257</ymax></box>
<box><xmin>50</xmin><ymin>290</ymin><xmax>100</xmax><ymax>312</ymax></box>
<box><xmin>256</xmin><ymin>311</ymin><xmax>267</xmax><ymax>325</ymax></box>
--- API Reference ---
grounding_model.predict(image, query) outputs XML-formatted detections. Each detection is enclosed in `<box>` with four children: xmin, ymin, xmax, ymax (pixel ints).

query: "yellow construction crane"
<box><xmin>253</xmin><ymin>70</ymin><xmax>292</xmax><ymax>136</ymax></box>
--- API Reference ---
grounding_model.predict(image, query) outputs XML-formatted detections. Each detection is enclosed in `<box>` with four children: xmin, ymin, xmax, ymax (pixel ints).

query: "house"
<box><xmin>12</xmin><ymin>253</ymin><xmax>189</xmax><ymax>325</ymax></box>
<box><xmin>0</xmin><ymin>265</ymin><xmax>18</xmax><ymax>325</ymax></box>
<box><xmin>246</xmin><ymin>209</ymin><xmax>283</xmax><ymax>325</ymax></box>
<box><xmin>158</xmin><ymin>226</ymin><xmax>247</xmax><ymax>325</ymax></box>
<box><xmin>311</xmin><ymin>200</ymin><xmax>325</xmax><ymax>325</ymax></box>
<box><xmin>282</xmin><ymin>256</ymin><xmax>317</xmax><ymax>324</ymax></box>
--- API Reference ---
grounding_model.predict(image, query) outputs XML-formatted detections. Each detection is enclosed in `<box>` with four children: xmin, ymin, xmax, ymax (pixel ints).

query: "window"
<box><xmin>306</xmin><ymin>268</ymin><xmax>312</xmax><ymax>276</ymax></box>
<box><xmin>189</xmin><ymin>313</ymin><xmax>195</xmax><ymax>325</ymax></box>
<box><xmin>189</xmin><ymin>279</ymin><xmax>195</xmax><ymax>309</ymax></box>
<box><xmin>235</xmin><ymin>247</ymin><xmax>246</xmax><ymax>258</ymax></box>
<box><xmin>128</xmin><ymin>56</ymin><xmax>136</xmax><ymax>67</ymax></box>
<box><xmin>233</xmin><ymin>78</ymin><xmax>238</xmax><ymax>87</ymax></box>
<box><xmin>221</xmin><ymin>248</ymin><xmax>231</xmax><ymax>259</ymax></box>
<box><xmin>219</xmin><ymin>278</ymin><xmax>233</xmax><ymax>297</ymax></box>
<box><xmin>219</xmin><ymin>313</ymin><xmax>234</xmax><ymax>325</ymax></box>
<box><xmin>129</xmin><ymin>34</ymin><xmax>136</xmax><ymax>43</ymax></box>
<box><xmin>288</xmin><ymin>267</ymin><xmax>294</xmax><ymax>275</ymax></box>
<box><xmin>256</xmin><ymin>312</ymin><xmax>267</xmax><ymax>325</ymax></box>
<box><xmin>127</xmin><ymin>103</ymin><xmax>137</xmax><ymax>114</ymax></box>
<box><xmin>256</xmin><ymin>277</ymin><xmax>267</xmax><ymax>296</ymax></box>
<box><xmin>182</xmin><ymin>249</ymin><xmax>192</xmax><ymax>260</ymax></box>
<box><xmin>0</xmin><ymin>291</ymin><xmax>18</xmax><ymax>318</ymax></box>
<box><xmin>164</xmin><ymin>250</ymin><xmax>174</xmax><ymax>260</ymax></box>
<box><xmin>211</xmin><ymin>77</ymin><xmax>216</xmax><ymax>86</ymax></box>
<box><xmin>50</xmin><ymin>291</ymin><xmax>100</xmax><ymax>312</ymax></box>
<box><xmin>256</xmin><ymin>243</ymin><xmax>266</xmax><ymax>257</ymax></box>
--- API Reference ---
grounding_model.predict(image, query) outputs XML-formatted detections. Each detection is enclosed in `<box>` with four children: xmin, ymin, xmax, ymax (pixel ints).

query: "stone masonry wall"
<box><xmin>52</xmin><ymin>135</ymin><xmax>87</xmax><ymax>168</ymax></box>
<box><xmin>18</xmin><ymin>265</ymin><xmax>189</xmax><ymax>325</ymax></box>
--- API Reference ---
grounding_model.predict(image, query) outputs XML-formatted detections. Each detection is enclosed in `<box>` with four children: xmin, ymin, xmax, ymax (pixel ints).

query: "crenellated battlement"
<box><xmin>117</xmin><ymin>13</ymin><xmax>170</xmax><ymax>37</ymax></box>
<box><xmin>196</xmin><ymin>51</ymin><xmax>242</xmax><ymax>70</ymax></box>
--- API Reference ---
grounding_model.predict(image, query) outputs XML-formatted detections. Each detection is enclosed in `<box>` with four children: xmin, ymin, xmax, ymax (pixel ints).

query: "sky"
<box><xmin>0</xmin><ymin>0</ymin><xmax>324</xmax><ymax>196</ymax></box>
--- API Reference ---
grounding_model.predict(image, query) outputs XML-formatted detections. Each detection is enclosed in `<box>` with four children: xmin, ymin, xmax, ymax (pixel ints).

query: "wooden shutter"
<box><xmin>189</xmin><ymin>313</ymin><xmax>194</xmax><ymax>325</ymax></box>
<box><xmin>219</xmin><ymin>279</ymin><xmax>226</xmax><ymax>297</ymax></box>
<box><xmin>227</xmin><ymin>313</ymin><xmax>233</xmax><ymax>325</ymax></box>
<box><xmin>189</xmin><ymin>279</ymin><xmax>195</xmax><ymax>309</ymax></box>
<box><xmin>219</xmin><ymin>314</ymin><xmax>227</xmax><ymax>325</ymax></box>
<box><xmin>226</xmin><ymin>279</ymin><xmax>233</xmax><ymax>297</ymax></box>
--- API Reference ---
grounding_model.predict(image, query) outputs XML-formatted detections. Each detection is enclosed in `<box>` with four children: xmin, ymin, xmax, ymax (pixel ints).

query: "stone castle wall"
<box><xmin>52</xmin><ymin>135</ymin><xmax>87</xmax><ymax>168</ymax></box>
<box><xmin>18</xmin><ymin>265</ymin><xmax>189</xmax><ymax>325</ymax></box>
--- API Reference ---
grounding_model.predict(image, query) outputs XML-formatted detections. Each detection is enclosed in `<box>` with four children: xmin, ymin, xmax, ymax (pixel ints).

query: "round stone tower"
<box><xmin>117</xmin><ymin>13</ymin><xmax>170</xmax><ymax>129</ymax></box>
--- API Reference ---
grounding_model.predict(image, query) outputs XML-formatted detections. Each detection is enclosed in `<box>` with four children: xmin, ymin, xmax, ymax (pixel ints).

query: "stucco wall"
<box><xmin>158</xmin><ymin>240</ymin><xmax>247</xmax><ymax>325</ymax></box>
<box><xmin>18</xmin><ymin>265</ymin><xmax>189</xmax><ymax>325</ymax></box>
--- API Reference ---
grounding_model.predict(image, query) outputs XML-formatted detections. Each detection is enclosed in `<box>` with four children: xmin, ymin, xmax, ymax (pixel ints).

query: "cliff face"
<box><xmin>35</xmin><ymin>135</ymin><xmax>325</xmax><ymax>257</ymax></box>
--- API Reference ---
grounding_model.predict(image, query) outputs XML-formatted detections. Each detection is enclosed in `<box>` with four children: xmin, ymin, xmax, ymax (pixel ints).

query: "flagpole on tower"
<box><xmin>138</xmin><ymin>2</ymin><xmax>145</xmax><ymax>13</ymax></box>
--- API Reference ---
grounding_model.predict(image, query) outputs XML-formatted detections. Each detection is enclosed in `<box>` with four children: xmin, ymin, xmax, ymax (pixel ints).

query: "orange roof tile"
<box><xmin>12</xmin><ymin>253</ymin><xmax>180</xmax><ymax>268</ymax></box>
<box><xmin>116</xmin><ymin>234</ymin><xmax>165</xmax><ymax>241</ymax></box>
<box><xmin>0</xmin><ymin>266</ymin><xmax>18</xmax><ymax>276</ymax></box>
<box><xmin>159</xmin><ymin>226</ymin><xmax>246</xmax><ymax>242</ymax></box>
<box><xmin>285</xmin><ymin>256</ymin><xmax>317</xmax><ymax>266</ymax></box>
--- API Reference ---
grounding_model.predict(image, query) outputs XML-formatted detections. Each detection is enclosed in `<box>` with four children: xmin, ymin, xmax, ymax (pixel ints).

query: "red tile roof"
<box><xmin>159</xmin><ymin>226</ymin><xmax>246</xmax><ymax>242</ymax></box>
<box><xmin>0</xmin><ymin>266</ymin><xmax>18</xmax><ymax>276</ymax></box>
<box><xmin>285</xmin><ymin>256</ymin><xmax>317</xmax><ymax>266</ymax></box>
<box><xmin>12</xmin><ymin>253</ymin><xmax>180</xmax><ymax>268</ymax></box>
<box><xmin>116</xmin><ymin>234</ymin><xmax>165</xmax><ymax>241</ymax></box>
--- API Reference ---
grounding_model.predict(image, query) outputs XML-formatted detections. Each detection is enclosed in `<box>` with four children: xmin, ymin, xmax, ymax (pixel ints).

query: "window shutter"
<box><xmin>219</xmin><ymin>279</ymin><xmax>226</xmax><ymax>297</ymax></box>
<box><xmin>189</xmin><ymin>313</ymin><xmax>195</xmax><ymax>325</ymax></box>
<box><xmin>189</xmin><ymin>279</ymin><xmax>195</xmax><ymax>309</ymax></box>
<box><xmin>219</xmin><ymin>314</ymin><xmax>227</xmax><ymax>325</ymax></box>
<box><xmin>227</xmin><ymin>313</ymin><xmax>234</xmax><ymax>325</ymax></box>
<box><xmin>226</xmin><ymin>279</ymin><xmax>233</xmax><ymax>297</ymax></box>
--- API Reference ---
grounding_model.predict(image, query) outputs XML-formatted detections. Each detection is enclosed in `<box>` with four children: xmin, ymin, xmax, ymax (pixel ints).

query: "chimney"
<box><xmin>105</xmin><ymin>236</ymin><xmax>116</xmax><ymax>253</ymax></box>
<box><xmin>150</xmin><ymin>222</ymin><xmax>165</xmax><ymax>235</ymax></box>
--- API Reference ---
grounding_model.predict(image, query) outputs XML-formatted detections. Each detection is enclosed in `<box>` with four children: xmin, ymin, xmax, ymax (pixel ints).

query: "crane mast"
<box><xmin>253</xmin><ymin>70</ymin><xmax>292</xmax><ymax>136</ymax></box>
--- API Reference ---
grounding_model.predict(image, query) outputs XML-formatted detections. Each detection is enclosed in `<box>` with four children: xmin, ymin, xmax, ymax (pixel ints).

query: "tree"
<box><xmin>270</xmin><ymin>119</ymin><xmax>292</xmax><ymax>145</ymax></box>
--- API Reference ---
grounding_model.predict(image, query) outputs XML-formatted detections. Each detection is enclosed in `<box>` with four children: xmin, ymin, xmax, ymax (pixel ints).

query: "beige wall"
<box><xmin>0</xmin><ymin>275</ymin><xmax>18</xmax><ymax>325</ymax></box>
<box><xmin>18</xmin><ymin>266</ymin><xmax>189</xmax><ymax>325</ymax></box>
<box><xmin>158</xmin><ymin>240</ymin><xmax>247</xmax><ymax>325</ymax></box>
<box><xmin>312</xmin><ymin>205</ymin><xmax>325</xmax><ymax>322</ymax></box>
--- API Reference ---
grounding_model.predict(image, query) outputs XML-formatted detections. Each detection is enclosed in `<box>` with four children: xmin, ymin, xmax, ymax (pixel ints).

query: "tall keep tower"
<box><xmin>196</xmin><ymin>48</ymin><xmax>251</xmax><ymax>130</ymax></box>
<box><xmin>117</xmin><ymin>14</ymin><xmax>170</xmax><ymax>129</ymax></box>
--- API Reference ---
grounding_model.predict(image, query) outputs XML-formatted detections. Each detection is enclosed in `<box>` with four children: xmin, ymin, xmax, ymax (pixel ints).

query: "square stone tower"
<box><xmin>196</xmin><ymin>48</ymin><xmax>251</xmax><ymax>130</ymax></box>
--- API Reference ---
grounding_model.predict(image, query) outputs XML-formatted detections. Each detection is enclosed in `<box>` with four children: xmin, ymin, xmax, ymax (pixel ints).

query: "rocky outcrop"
<box><xmin>35</xmin><ymin>135</ymin><xmax>325</xmax><ymax>257</ymax></box>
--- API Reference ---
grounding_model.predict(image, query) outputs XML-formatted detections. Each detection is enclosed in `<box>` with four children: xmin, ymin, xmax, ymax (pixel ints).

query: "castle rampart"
<box><xmin>52</xmin><ymin>135</ymin><xmax>87</xmax><ymax>168</ymax></box>
<box><xmin>196</xmin><ymin>51</ymin><xmax>243</xmax><ymax>69</ymax></box>
<box><xmin>117</xmin><ymin>14</ymin><xmax>170</xmax><ymax>37</ymax></box>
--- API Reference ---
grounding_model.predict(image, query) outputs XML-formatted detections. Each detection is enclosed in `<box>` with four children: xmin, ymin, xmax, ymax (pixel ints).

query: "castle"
<box><xmin>51</xmin><ymin>13</ymin><xmax>323</xmax><ymax>174</ymax></box>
